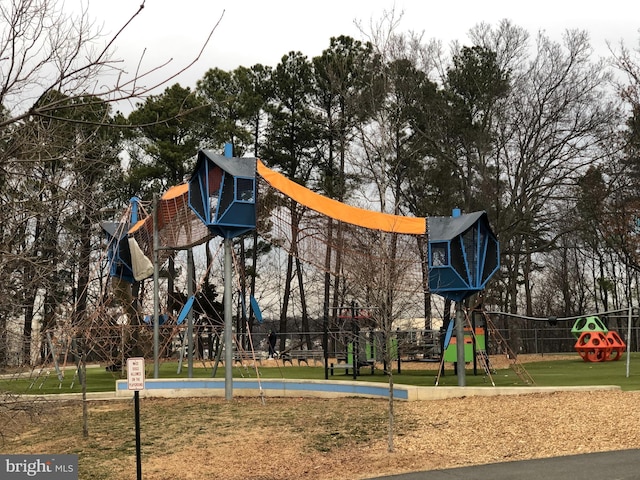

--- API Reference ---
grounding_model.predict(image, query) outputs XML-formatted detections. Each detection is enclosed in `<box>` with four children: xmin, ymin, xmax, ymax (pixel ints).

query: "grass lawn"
<box><xmin>2</xmin><ymin>353</ymin><xmax>640</xmax><ymax>394</ymax></box>
<box><xmin>519</xmin><ymin>357</ymin><xmax>640</xmax><ymax>390</ymax></box>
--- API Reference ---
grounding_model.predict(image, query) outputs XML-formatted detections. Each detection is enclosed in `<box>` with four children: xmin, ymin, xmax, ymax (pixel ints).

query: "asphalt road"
<box><xmin>369</xmin><ymin>449</ymin><xmax>640</xmax><ymax>480</ymax></box>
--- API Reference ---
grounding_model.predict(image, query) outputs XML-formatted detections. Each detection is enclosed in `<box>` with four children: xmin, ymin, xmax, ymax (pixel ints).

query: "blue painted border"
<box><xmin>116</xmin><ymin>378</ymin><xmax>409</xmax><ymax>400</ymax></box>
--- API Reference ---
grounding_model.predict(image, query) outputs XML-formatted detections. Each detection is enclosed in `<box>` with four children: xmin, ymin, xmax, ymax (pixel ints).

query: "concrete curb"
<box><xmin>108</xmin><ymin>378</ymin><xmax>621</xmax><ymax>401</ymax></box>
<box><xmin>11</xmin><ymin>381</ymin><xmax>621</xmax><ymax>402</ymax></box>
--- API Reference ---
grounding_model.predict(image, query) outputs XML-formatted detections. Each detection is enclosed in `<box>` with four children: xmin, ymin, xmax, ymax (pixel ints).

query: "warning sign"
<box><xmin>127</xmin><ymin>357</ymin><xmax>145</xmax><ymax>391</ymax></box>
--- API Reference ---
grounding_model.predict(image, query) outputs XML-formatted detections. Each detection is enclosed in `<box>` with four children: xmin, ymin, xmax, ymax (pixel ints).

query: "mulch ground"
<box><xmin>2</xmin><ymin>354</ymin><xmax>637</xmax><ymax>480</ymax></box>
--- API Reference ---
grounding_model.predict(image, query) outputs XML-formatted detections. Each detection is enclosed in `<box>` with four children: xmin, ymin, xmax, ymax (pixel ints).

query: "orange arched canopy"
<box><xmin>257</xmin><ymin>160</ymin><xmax>426</xmax><ymax>235</ymax></box>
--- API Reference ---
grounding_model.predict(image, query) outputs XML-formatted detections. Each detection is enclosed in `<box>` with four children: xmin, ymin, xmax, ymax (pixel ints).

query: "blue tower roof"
<box><xmin>427</xmin><ymin>211</ymin><xmax>500</xmax><ymax>301</ymax></box>
<box><xmin>188</xmin><ymin>149</ymin><xmax>257</xmax><ymax>239</ymax></box>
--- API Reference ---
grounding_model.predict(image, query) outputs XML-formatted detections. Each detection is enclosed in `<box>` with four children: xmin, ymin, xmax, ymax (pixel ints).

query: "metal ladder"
<box><xmin>482</xmin><ymin>311</ymin><xmax>535</xmax><ymax>385</ymax></box>
<box><xmin>475</xmin><ymin>349</ymin><xmax>495</xmax><ymax>386</ymax></box>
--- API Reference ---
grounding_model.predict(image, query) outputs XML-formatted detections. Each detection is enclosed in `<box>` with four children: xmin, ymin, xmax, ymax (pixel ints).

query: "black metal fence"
<box><xmin>4</xmin><ymin>322</ymin><xmax>638</xmax><ymax>368</ymax></box>
<box><xmin>237</xmin><ymin>324</ymin><xmax>640</xmax><ymax>361</ymax></box>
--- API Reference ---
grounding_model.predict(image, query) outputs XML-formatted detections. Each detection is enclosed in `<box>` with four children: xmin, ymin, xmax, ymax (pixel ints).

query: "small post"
<box><xmin>626</xmin><ymin>306</ymin><xmax>632</xmax><ymax>378</ymax></box>
<box><xmin>127</xmin><ymin>357</ymin><xmax>145</xmax><ymax>480</ymax></box>
<box><xmin>352</xmin><ymin>315</ymin><xmax>359</xmax><ymax>380</ymax></box>
<box><xmin>323</xmin><ymin>278</ymin><xmax>329</xmax><ymax>380</ymax></box>
<box><xmin>134</xmin><ymin>391</ymin><xmax>142</xmax><ymax>480</ymax></box>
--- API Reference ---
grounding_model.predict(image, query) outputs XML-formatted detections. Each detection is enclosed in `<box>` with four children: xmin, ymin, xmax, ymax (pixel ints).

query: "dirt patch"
<box><xmin>260</xmin><ymin>353</ymin><xmax>576</xmax><ymax>371</ymax></box>
<box><xmin>3</xmin><ymin>385</ymin><xmax>640</xmax><ymax>479</ymax></box>
<box><xmin>394</xmin><ymin>353</ymin><xmax>577</xmax><ymax>371</ymax></box>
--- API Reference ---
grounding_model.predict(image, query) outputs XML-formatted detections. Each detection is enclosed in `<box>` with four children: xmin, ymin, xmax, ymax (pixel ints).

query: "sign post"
<box><xmin>127</xmin><ymin>357</ymin><xmax>145</xmax><ymax>480</ymax></box>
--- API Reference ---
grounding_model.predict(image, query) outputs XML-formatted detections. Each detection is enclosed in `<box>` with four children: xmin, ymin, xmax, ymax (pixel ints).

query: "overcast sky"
<box><xmin>82</xmin><ymin>0</ymin><xmax>639</xmax><ymax>101</ymax></box>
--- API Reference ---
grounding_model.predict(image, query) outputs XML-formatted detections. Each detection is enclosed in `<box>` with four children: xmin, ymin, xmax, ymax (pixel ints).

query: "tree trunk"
<box><xmin>279</xmin><ymin>253</ymin><xmax>294</xmax><ymax>352</ymax></box>
<box><xmin>417</xmin><ymin>235</ymin><xmax>432</xmax><ymax>329</ymax></box>
<box><xmin>22</xmin><ymin>216</ymin><xmax>42</xmax><ymax>365</ymax></box>
<box><xmin>330</xmin><ymin>221</ymin><xmax>344</xmax><ymax>334</ymax></box>
<box><xmin>22</xmin><ymin>265</ymin><xmax>37</xmax><ymax>365</ymax></box>
<box><xmin>506</xmin><ymin>250</ymin><xmax>523</xmax><ymax>357</ymax></box>
<box><xmin>524</xmin><ymin>252</ymin><xmax>533</xmax><ymax>317</ymax></box>
<box><xmin>75</xmin><ymin>211</ymin><xmax>91</xmax><ymax>327</ymax></box>
<box><xmin>323</xmin><ymin>217</ymin><xmax>334</xmax><ymax>361</ymax></box>
<box><xmin>295</xmin><ymin>256</ymin><xmax>311</xmax><ymax>350</ymax></box>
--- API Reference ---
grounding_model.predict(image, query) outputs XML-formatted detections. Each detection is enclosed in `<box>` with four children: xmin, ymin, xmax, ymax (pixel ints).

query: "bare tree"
<box><xmin>0</xmin><ymin>0</ymin><xmax>219</xmax><ymax>368</ymax></box>
<box><xmin>471</xmin><ymin>27</ymin><xmax>618</xmax><ymax>352</ymax></box>
<box><xmin>0</xmin><ymin>0</ymin><xmax>220</xmax><ymax>130</ymax></box>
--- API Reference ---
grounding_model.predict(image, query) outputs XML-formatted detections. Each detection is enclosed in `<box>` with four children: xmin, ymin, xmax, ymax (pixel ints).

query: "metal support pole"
<box><xmin>153</xmin><ymin>194</ymin><xmax>160</xmax><ymax>379</ymax></box>
<box><xmin>352</xmin><ymin>320</ymin><xmax>359</xmax><ymax>380</ymax></box>
<box><xmin>187</xmin><ymin>248</ymin><xmax>194</xmax><ymax>378</ymax></box>
<box><xmin>323</xmin><ymin>274</ymin><xmax>330</xmax><ymax>380</ymax></box>
<box><xmin>224</xmin><ymin>237</ymin><xmax>233</xmax><ymax>400</ymax></box>
<box><xmin>455</xmin><ymin>302</ymin><xmax>466</xmax><ymax>386</ymax></box>
<box><xmin>134</xmin><ymin>390</ymin><xmax>142</xmax><ymax>480</ymax></box>
<box><xmin>626</xmin><ymin>306</ymin><xmax>632</xmax><ymax>378</ymax></box>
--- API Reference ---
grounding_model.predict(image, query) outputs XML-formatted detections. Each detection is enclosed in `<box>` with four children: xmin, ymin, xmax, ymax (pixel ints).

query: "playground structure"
<box><xmin>92</xmin><ymin>146</ymin><xmax>452</xmax><ymax>392</ymax></box>
<box><xmin>10</xmin><ymin>143</ymin><xmax>506</xmax><ymax>395</ymax></box>
<box><xmin>9</xmin><ymin>138</ymin><xmax>640</xmax><ymax>400</ymax></box>
<box><xmin>443</xmin><ymin>327</ymin><xmax>485</xmax><ymax>364</ymax></box>
<box><xmin>572</xmin><ymin>316</ymin><xmax>626</xmax><ymax>362</ymax></box>
<box><xmin>427</xmin><ymin>209</ymin><xmax>500</xmax><ymax>386</ymax></box>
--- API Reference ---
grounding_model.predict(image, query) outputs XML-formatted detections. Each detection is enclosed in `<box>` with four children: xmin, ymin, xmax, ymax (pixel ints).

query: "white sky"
<box><xmin>82</xmin><ymin>0</ymin><xmax>639</xmax><ymax>99</ymax></box>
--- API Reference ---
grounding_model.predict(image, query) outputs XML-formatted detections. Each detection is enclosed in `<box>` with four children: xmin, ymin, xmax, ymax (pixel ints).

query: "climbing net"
<box><xmin>130</xmin><ymin>184</ymin><xmax>213</xmax><ymax>260</ymax></box>
<box><xmin>257</xmin><ymin>177</ymin><xmax>429</xmax><ymax>323</ymax></box>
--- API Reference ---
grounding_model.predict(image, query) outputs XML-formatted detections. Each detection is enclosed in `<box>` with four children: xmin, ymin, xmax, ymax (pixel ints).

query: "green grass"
<box><xmin>0</xmin><ymin>365</ymin><xmax>124</xmax><ymax>394</ymax></box>
<box><xmin>3</xmin><ymin>353</ymin><xmax>640</xmax><ymax>394</ymax></box>
<box><xmin>519</xmin><ymin>357</ymin><xmax>640</xmax><ymax>391</ymax></box>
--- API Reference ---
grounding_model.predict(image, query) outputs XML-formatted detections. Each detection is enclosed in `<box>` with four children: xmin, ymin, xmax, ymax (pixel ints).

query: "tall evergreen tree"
<box><xmin>126</xmin><ymin>83</ymin><xmax>207</xmax><ymax>192</ymax></box>
<box><xmin>261</xmin><ymin>51</ymin><xmax>321</xmax><ymax>350</ymax></box>
<box><xmin>312</xmin><ymin>35</ymin><xmax>376</xmax><ymax>343</ymax></box>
